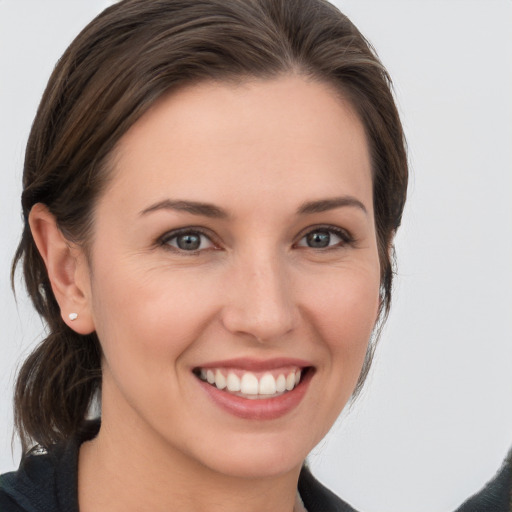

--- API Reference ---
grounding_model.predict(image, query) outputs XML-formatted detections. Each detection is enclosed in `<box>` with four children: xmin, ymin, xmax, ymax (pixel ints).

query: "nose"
<box><xmin>220</xmin><ymin>253</ymin><xmax>298</xmax><ymax>343</ymax></box>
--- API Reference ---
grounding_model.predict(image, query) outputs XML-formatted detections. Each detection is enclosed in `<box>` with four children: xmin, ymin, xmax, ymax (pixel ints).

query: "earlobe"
<box><xmin>28</xmin><ymin>203</ymin><xmax>95</xmax><ymax>335</ymax></box>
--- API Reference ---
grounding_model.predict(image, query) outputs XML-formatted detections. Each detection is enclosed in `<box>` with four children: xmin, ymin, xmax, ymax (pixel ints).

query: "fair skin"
<box><xmin>30</xmin><ymin>75</ymin><xmax>381</xmax><ymax>512</ymax></box>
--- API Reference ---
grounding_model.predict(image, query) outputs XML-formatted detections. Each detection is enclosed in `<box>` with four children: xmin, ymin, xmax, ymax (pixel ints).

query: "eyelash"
<box><xmin>158</xmin><ymin>225</ymin><xmax>354</xmax><ymax>254</ymax></box>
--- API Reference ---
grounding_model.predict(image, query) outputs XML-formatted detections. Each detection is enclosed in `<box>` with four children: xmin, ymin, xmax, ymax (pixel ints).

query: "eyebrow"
<box><xmin>140</xmin><ymin>199</ymin><xmax>228</xmax><ymax>219</ymax></box>
<box><xmin>297</xmin><ymin>196</ymin><xmax>368</xmax><ymax>215</ymax></box>
<box><xmin>140</xmin><ymin>195</ymin><xmax>367</xmax><ymax>219</ymax></box>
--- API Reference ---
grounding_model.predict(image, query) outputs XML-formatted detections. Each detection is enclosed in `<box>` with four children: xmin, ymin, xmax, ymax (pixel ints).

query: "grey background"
<box><xmin>1</xmin><ymin>1</ymin><xmax>511</xmax><ymax>511</ymax></box>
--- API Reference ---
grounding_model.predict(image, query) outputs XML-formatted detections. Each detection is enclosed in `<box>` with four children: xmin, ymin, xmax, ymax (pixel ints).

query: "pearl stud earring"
<box><xmin>69</xmin><ymin>313</ymin><xmax>78</xmax><ymax>321</ymax></box>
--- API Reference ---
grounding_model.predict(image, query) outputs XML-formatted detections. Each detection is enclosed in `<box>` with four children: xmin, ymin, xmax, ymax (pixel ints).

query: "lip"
<box><xmin>194</xmin><ymin>359</ymin><xmax>314</xmax><ymax>420</ymax></box>
<box><xmin>196</xmin><ymin>357</ymin><xmax>312</xmax><ymax>372</ymax></box>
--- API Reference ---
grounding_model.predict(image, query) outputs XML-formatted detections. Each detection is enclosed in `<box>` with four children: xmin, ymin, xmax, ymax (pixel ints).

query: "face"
<box><xmin>78</xmin><ymin>76</ymin><xmax>380</xmax><ymax>479</ymax></box>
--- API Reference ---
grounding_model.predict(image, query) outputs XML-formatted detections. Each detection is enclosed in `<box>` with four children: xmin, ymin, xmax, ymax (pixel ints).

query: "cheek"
<box><xmin>293</xmin><ymin>265</ymin><xmax>380</xmax><ymax>441</ymax></box>
<box><xmin>303</xmin><ymin>267</ymin><xmax>380</xmax><ymax>339</ymax></box>
<box><xmin>89</xmin><ymin>263</ymin><xmax>220</xmax><ymax>365</ymax></box>
<box><xmin>300</xmin><ymin>265</ymin><xmax>380</xmax><ymax>385</ymax></box>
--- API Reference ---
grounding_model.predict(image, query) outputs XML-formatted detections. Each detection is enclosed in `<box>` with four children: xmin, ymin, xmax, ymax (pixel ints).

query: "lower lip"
<box><xmin>198</xmin><ymin>370</ymin><xmax>313</xmax><ymax>420</ymax></box>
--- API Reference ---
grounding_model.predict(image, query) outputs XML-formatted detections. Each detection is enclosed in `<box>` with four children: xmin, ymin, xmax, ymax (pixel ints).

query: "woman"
<box><xmin>0</xmin><ymin>0</ymin><xmax>408</xmax><ymax>510</ymax></box>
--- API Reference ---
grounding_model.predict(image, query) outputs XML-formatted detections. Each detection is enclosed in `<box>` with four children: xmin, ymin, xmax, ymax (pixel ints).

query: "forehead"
<box><xmin>101</xmin><ymin>75</ymin><xmax>373</xmax><ymax>217</ymax></box>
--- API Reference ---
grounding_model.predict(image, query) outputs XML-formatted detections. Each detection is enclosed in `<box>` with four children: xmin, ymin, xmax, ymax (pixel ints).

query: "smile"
<box><xmin>196</xmin><ymin>367</ymin><xmax>303</xmax><ymax>399</ymax></box>
<box><xmin>193</xmin><ymin>359</ymin><xmax>314</xmax><ymax>420</ymax></box>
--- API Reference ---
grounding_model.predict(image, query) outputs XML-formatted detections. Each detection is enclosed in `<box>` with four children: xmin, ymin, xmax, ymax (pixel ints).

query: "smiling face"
<box><xmin>77</xmin><ymin>75</ymin><xmax>380</xmax><ymax>479</ymax></box>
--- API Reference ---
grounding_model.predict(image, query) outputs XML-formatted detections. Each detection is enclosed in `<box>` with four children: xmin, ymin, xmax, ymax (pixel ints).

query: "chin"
<box><xmin>189</xmin><ymin>432</ymin><xmax>312</xmax><ymax>480</ymax></box>
<box><xmin>207</xmin><ymin>453</ymin><xmax>304</xmax><ymax>480</ymax></box>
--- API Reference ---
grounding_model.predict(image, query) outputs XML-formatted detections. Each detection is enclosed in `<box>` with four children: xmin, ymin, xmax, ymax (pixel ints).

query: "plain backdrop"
<box><xmin>1</xmin><ymin>1</ymin><xmax>511</xmax><ymax>511</ymax></box>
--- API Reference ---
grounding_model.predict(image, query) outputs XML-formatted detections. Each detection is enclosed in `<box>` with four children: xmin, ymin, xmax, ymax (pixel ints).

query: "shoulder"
<box><xmin>454</xmin><ymin>450</ymin><xmax>512</xmax><ymax>512</ymax></box>
<box><xmin>0</xmin><ymin>446</ymin><xmax>62</xmax><ymax>512</ymax></box>
<box><xmin>298</xmin><ymin>466</ymin><xmax>359</xmax><ymax>512</ymax></box>
<box><xmin>0</xmin><ymin>478</ymin><xmax>26</xmax><ymax>512</ymax></box>
<box><xmin>0</xmin><ymin>421</ymin><xmax>99</xmax><ymax>512</ymax></box>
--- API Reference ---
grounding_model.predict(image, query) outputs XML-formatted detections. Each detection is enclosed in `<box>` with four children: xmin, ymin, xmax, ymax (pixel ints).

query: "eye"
<box><xmin>161</xmin><ymin>229</ymin><xmax>215</xmax><ymax>252</ymax></box>
<box><xmin>296</xmin><ymin>227</ymin><xmax>351</xmax><ymax>249</ymax></box>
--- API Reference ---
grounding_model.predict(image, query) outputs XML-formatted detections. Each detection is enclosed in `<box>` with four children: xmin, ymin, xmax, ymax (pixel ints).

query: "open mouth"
<box><xmin>193</xmin><ymin>366</ymin><xmax>311</xmax><ymax>400</ymax></box>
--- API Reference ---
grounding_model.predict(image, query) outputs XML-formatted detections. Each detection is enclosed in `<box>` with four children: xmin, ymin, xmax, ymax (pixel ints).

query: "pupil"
<box><xmin>177</xmin><ymin>233</ymin><xmax>201</xmax><ymax>250</ymax></box>
<box><xmin>307</xmin><ymin>231</ymin><xmax>330</xmax><ymax>248</ymax></box>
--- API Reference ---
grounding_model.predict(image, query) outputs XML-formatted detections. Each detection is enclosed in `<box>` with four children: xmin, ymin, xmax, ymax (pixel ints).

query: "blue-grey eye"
<box><xmin>297</xmin><ymin>228</ymin><xmax>345</xmax><ymax>249</ymax></box>
<box><xmin>177</xmin><ymin>233</ymin><xmax>201</xmax><ymax>250</ymax></box>
<box><xmin>307</xmin><ymin>231</ymin><xmax>330</xmax><ymax>248</ymax></box>
<box><xmin>164</xmin><ymin>231</ymin><xmax>213</xmax><ymax>251</ymax></box>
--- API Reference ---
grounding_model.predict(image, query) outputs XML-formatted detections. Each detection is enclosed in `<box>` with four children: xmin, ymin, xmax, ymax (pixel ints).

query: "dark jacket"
<box><xmin>454</xmin><ymin>452</ymin><xmax>512</xmax><ymax>512</ymax></box>
<box><xmin>0</xmin><ymin>422</ymin><xmax>357</xmax><ymax>512</ymax></box>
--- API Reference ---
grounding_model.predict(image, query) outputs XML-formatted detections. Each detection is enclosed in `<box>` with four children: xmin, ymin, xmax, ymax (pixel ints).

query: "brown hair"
<box><xmin>12</xmin><ymin>0</ymin><xmax>407</xmax><ymax>452</ymax></box>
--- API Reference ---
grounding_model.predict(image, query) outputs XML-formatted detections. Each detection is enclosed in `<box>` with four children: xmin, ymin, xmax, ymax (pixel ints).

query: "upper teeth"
<box><xmin>199</xmin><ymin>368</ymin><xmax>302</xmax><ymax>397</ymax></box>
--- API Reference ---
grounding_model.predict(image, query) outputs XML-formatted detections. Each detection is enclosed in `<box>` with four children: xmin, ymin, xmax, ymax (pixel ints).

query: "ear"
<box><xmin>29</xmin><ymin>203</ymin><xmax>95</xmax><ymax>335</ymax></box>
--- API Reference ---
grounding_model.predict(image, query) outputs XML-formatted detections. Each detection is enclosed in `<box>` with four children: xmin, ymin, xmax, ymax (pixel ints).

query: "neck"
<box><xmin>78</xmin><ymin>412</ymin><xmax>303</xmax><ymax>512</ymax></box>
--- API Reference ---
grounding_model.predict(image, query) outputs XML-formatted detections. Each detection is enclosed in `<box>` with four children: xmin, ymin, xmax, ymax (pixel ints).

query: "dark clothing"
<box><xmin>0</xmin><ymin>422</ymin><xmax>357</xmax><ymax>512</ymax></box>
<box><xmin>454</xmin><ymin>452</ymin><xmax>512</xmax><ymax>512</ymax></box>
<box><xmin>298</xmin><ymin>467</ymin><xmax>358</xmax><ymax>512</ymax></box>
